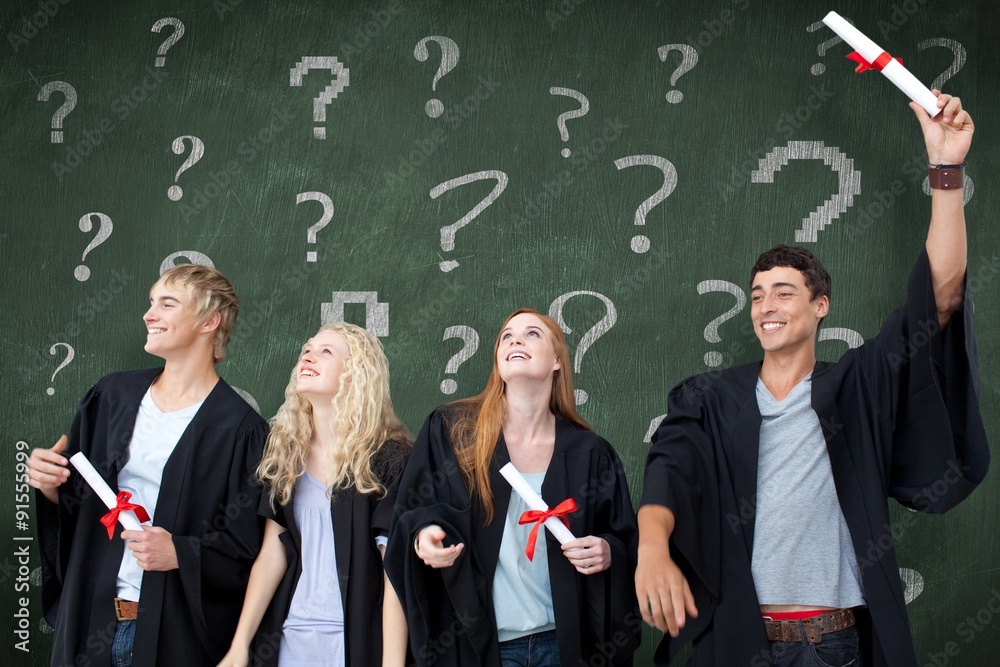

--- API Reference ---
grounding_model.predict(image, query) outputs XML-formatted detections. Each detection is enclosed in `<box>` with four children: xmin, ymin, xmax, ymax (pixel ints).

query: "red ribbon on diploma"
<box><xmin>518</xmin><ymin>498</ymin><xmax>577</xmax><ymax>561</ymax></box>
<box><xmin>846</xmin><ymin>50</ymin><xmax>903</xmax><ymax>73</ymax></box>
<box><xmin>99</xmin><ymin>491</ymin><xmax>150</xmax><ymax>539</ymax></box>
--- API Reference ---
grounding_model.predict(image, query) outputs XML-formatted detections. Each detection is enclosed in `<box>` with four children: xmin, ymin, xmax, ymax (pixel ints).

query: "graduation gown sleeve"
<box><xmin>544</xmin><ymin>428</ymin><xmax>642</xmax><ymax>666</ymax></box>
<box><xmin>385</xmin><ymin>408</ymin><xmax>497</xmax><ymax>667</ymax></box>
<box><xmin>846</xmin><ymin>249</ymin><xmax>989</xmax><ymax>512</ymax></box>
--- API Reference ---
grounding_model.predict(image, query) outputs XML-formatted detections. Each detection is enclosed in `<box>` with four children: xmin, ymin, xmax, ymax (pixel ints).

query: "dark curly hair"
<box><xmin>750</xmin><ymin>245</ymin><xmax>831</xmax><ymax>302</ymax></box>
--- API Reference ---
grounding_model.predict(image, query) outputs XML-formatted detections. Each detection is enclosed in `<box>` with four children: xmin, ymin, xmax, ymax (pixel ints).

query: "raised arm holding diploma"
<box><xmin>822</xmin><ymin>10</ymin><xmax>941</xmax><ymax>116</ymax></box>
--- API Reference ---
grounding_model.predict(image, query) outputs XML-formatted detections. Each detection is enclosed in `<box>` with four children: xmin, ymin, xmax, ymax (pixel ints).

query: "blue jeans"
<box><xmin>770</xmin><ymin>626</ymin><xmax>862</xmax><ymax>667</ymax></box>
<box><xmin>111</xmin><ymin>619</ymin><xmax>135</xmax><ymax>667</ymax></box>
<box><xmin>499</xmin><ymin>629</ymin><xmax>560</xmax><ymax>667</ymax></box>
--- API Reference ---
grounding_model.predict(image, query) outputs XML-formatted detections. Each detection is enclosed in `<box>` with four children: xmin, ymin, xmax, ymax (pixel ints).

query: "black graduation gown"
<box><xmin>641</xmin><ymin>250</ymin><xmax>990</xmax><ymax>667</ymax></box>
<box><xmin>385</xmin><ymin>409</ymin><xmax>641</xmax><ymax>667</ymax></box>
<box><xmin>252</xmin><ymin>440</ymin><xmax>409</xmax><ymax>667</ymax></box>
<box><xmin>37</xmin><ymin>368</ymin><xmax>269</xmax><ymax>667</ymax></box>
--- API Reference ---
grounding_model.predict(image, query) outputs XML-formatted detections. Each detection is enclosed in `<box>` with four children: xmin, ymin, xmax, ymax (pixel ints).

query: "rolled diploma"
<box><xmin>69</xmin><ymin>452</ymin><xmax>145</xmax><ymax>532</ymax></box>
<box><xmin>499</xmin><ymin>462</ymin><xmax>576</xmax><ymax>545</ymax></box>
<box><xmin>822</xmin><ymin>11</ymin><xmax>940</xmax><ymax>117</ymax></box>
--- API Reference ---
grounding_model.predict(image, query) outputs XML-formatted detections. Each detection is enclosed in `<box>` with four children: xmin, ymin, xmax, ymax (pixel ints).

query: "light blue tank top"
<box><xmin>492</xmin><ymin>471</ymin><xmax>557</xmax><ymax>642</ymax></box>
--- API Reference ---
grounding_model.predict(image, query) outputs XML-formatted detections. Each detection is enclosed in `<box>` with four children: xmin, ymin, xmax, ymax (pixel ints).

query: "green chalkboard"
<box><xmin>2</xmin><ymin>0</ymin><xmax>997</xmax><ymax>664</ymax></box>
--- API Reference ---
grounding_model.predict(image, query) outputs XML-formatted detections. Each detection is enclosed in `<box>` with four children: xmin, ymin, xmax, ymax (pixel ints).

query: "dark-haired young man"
<box><xmin>28</xmin><ymin>264</ymin><xmax>268</xmax><ymax>667</ymax></box>
<box><xmin>636</xmin><ymin>93</ymin><xmax>989</xmax><ymax>666</ymax></box>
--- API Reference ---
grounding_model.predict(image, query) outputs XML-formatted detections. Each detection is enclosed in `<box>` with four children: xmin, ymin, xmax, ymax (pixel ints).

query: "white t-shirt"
<box><xmin>116</xmin><ymin>387</ymin><xmax>202</xmax><ymax>601</ymax></box>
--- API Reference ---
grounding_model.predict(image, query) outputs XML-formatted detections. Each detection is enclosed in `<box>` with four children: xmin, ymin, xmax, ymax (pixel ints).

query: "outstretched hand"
<box><xmin>26</xmin><ymin>435</ymin><xmax>70</xmax><ymax>504</ymax></box>
<box><xmin>910</xmin><ymin>91</ymin><xmax>974</xmax><ymax>165</ymax></box>
<box><xmin>635</xmin><ymin>545</ymin><xmax>698</xmax><ymax>637</ymax></box>
<box><xmin>414</xmin><ymin>524</ymin><xmax>464</xmax><ymax>569</ymax></box>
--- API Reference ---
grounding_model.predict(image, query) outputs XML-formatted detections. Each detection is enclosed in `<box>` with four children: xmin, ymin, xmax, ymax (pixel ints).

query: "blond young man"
<box><xmin>28</xmin><ymin>265</ymin><xmax>268</xmax><ymax>667</ymax></box>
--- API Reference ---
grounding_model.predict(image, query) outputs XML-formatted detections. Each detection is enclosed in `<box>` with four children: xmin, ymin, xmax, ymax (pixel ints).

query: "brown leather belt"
<box><xmin>114</xmin><ymin>598</ymin><xmax>138</xmax><ymax>621</ymax></box>
<box><xmin>763</xmin><ymin>608</ymin><xmax>855</xmax><ymax>644</ymax></box>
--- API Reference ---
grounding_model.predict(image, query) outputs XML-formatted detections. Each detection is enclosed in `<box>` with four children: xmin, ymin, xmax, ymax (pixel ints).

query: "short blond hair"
<box><xmin>154</xmin><ymin>264</ymin><xmax>239</xmax><ymax>363</ymax></box>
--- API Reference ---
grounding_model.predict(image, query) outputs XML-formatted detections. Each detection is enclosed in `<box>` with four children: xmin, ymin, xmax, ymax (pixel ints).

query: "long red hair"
<box><xmin>446</xmin><ymin>308</ymin><xmax>590</xmax><ymax>523</ymax></box>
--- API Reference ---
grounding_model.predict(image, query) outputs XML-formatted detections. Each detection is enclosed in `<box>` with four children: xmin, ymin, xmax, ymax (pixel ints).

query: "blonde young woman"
<box><xmin>385</xmin><ymin>309</ymin><xmax>641</xmax><ymax>667</ymax></box>
<box><xmin>218</xmin><ymin>323</ymin><xmax>411</xmax><ymax>667</ymax></box>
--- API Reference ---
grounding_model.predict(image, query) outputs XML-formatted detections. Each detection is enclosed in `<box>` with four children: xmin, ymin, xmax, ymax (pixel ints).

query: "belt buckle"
<box><xmin>114</xmin><ymin>598</ymin><xmax>137</xmax><ymax>622</ymax></box>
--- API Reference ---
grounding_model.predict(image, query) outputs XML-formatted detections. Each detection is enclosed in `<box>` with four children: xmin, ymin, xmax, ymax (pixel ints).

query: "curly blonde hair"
<box><xmin>258</xmin><ymin>322</ymin><xmax>411</xmax><ymax>507</ymax></box>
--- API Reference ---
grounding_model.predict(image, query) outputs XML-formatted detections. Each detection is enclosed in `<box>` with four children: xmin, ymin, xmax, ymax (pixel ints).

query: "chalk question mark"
<box><xmin>159</xmin><ymin>251</ymin><xmax>215</xmax><ymax>275</ymax></box>
<box><xmin>432</xmin><ymin>170</ymin><xmax>509</xmax><ymax>272</ymax></box>
<box><xmin>549</xmin><ymin>291</ymin><xmax>617</xmax><ymax>405</ymax></box>
<box><xmin>657</xmin><ymin>44</ymin><xmax>698</xmax><ymax>103</ymax></box>
<box><xmin>751</xmin><ymin>141</ymin><xmax>861</xmax><ymax>242</ymax></box>
<box><xmin>613</xmin><ymin>155</ymin><xmax>678</xmax><ymax>253</ymax></box>
<box><xmin>440</xmin><ymin>325</ymin><xmax>480</xmax><ymax>394</ymax></box>
<box><xmin>232</xmin><ymin>387</ymin><xmax>261</xmax><ymax>414</ymax></box>
<box><xmin>414</xmin><ymin>36</ymin><xmax>460</xmax><ymax>118</ymax></box>
<box><xmin>697</xmin><ymin>280</ymin><xmax>746</xmax><ymax>367</ymax></box>
<box><xmin>921</xmin><ymin>172</ymin><xmax>974</xmax><ymax>205</ymax></box>
<box><xmin>900</xmin><ymin>568</ymin><xmax>924</xmax><ymax>605</ymax></box>
<box><xmin>806</xmin><ymin>17</ymin><xmax>852</xmax><ymax>75</ymax></box>
<box><xmin>296</xmin><ymin>192</ymin><xmax>335</xmax><ymax>262</ymax></box>
<box><xmin>289</xmin><ymin>56</ymin><xmax>350</xmax><ymax>139</ymax></box>
<box><xmin>151</xmin><ymin>17</ymin><xmax>185</xmax><ymax>68</ymax></box>
<box><xmin>915</xmin><ymin>39</ymin><xmax>975</xmax><ymax>205</ymax></box>
<box><xmin>818</xmin><ymin>327</ymin><xmax>863</xmax><ymax>349</ymax></box>
<box><xmin>167</xmin><ymin>136</ymin><xmax>205</xmax><ymax>201</ymax></box>
<box><xmin>74</xmin><ymin>213</ymin><xmax>113</xmax><ymax>282</ymax></box>
<box><xmin>644</xmin><ymin>414</ymin><xmax>667</xmax><ymax>443</ymax></box>
<box><xmin>917</xmin><ymin>38</ymin><xmax>967</xmax><ymax>92</ymax></box>
<box><xmin>37</xmin><ymin>81</ymin><xmax>77</xmax><ymax>144</ymax></box>
<box><xmin>549</xmin><ymin>87</ymin><xmax>590</xmax><ymax>158</ymax></box>
<box><xmin>46</xmin><ymin>343</ymin><xmax>75</xmax><ymax>396</ymax></box>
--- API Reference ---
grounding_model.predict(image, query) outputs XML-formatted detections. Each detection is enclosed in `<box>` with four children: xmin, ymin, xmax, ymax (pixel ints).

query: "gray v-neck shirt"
<box><xmin>751</xmin><ymin>374</ymin><xmax>866</xmax><ymax>608</ymax></box>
